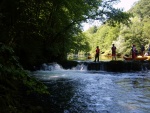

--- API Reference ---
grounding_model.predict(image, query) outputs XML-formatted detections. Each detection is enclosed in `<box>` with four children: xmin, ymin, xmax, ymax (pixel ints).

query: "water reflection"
<box><xmin>32</xmin><ymin>64</ymin><xmax>150</xmax><ymax>113</ymax></box>
<box><xmin>116</xmin><ymin>74</ymin><xmax>150</xmax><ymax>113</ymax></box>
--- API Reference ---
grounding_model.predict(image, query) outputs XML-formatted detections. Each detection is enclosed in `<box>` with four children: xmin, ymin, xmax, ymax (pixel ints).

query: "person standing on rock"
<box><xmin>94</xmin><ymin>46</ymin><xmax>100</xmax><ymax>62</ymax></box>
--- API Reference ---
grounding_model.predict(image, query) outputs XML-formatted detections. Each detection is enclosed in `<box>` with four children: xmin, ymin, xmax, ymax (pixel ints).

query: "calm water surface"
<box><xmin>32</xmin><ymin>63</ymin><xmax>150</xmax><ymax>113</ymax></box>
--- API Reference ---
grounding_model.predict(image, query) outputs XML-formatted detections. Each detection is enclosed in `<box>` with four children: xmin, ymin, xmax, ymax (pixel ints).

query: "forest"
<box><xmin>0</xmin><ymin>0</ymin><xmax>149</xmax><ymax>112</ymax></box>
<box><xmin>82</xmin><ymin>0</ymin><xmax>150</xmax><ymax>58</ymax></box>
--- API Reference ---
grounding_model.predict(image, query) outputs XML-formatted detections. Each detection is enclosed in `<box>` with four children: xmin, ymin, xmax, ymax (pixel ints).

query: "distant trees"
<box><xmin>83</xmin><ymin>24</ymin><xmax>120</xmax><ymax>55</ymax></box>
<box><xmin>83</xmin><ymin>0</ymin><xmax>150</xmax><ymax>56</ymax></box>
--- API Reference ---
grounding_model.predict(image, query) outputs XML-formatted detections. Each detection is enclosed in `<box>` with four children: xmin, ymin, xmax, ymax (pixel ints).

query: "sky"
<box><xmin>113</xmin><ymin>0</ymin><xmax>139</xmax><ymax>11</ymax></box>
<box><xmin>83</xmin><ymin>0</ymin><xmax>139</xmax><ymax>31</ymax></box>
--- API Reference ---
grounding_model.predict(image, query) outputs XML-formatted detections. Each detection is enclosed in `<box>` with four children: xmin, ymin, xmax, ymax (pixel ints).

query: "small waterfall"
<box><xmin>41</xmin><ymin>62</ymin><xmax>63</xmax><ymax>71</ymax></box>
<box><xmin>41</xmin><ymin>62</ymin><xmax>87</xmax><ymax>71</ymax></box>
<box><xmin>71</xmin><ymin>63</ymin><xmax>87</xmax><ymax>71</ymax></box>
<box><xmin>40</xmin><ymin>61</ymin><xmax>150</xmax><ymax>72</ymax></box>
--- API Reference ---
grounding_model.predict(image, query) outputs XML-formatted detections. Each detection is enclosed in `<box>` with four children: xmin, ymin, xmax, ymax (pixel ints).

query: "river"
<box><xmin>32</xmin><ymin>63</ymin><xmax>150</xmax><ymax>113</ymax></box>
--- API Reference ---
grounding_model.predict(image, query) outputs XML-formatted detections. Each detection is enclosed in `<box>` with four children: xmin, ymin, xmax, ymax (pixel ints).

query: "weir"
<box><xmin>58</xmin><ymin>60</ymin><xmax>150</xmax><ymax>72</ymax></box>
<box><xmin>33</xmin><ymin>61</ymin><xmax>150</xmax><ymax>113</ymax></box>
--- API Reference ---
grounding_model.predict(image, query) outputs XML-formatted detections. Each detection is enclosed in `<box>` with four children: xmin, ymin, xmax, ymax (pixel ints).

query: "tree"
<box><xmin>83</xmin><ymin>0</ymin><xmax>150</xmax><ymax>56</ymax></box>
<box><xmin>0</xmin><ymin>0</ymin><xmax>131</xmax><ymax>68</ymax></box>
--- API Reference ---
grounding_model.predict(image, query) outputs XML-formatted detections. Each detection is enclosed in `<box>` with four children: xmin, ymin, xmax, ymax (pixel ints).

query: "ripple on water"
<box><xmin>32</xmin><ymin>69</ymin><xmax>150</xmax><ymax>113</ymax></box>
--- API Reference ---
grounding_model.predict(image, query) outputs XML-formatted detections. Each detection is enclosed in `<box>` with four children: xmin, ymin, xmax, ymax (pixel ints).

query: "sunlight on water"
<box><xmin>32</xmin><ymin>63</ymin><xmax>150</xmax><ymax>113</ymax></box>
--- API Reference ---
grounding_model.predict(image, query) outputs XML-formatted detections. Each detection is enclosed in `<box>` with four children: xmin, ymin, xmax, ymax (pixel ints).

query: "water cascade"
<box><xmin>48</xmin><ymin>61</ymin><xmax>150</xmax><ymax>72</ymax></box>
<box><xmin>41</xmin><ymin>62</ymin><xmax>63</xmax><ymax>71</ymax></box>
<box><xmin>40</xmin><ymin>61</ymin><xmax>150</xmax><ymax>72</ymax></box>
<box><xmin>41</xmin><ymin>62</ymin><xmax>87</xmax><ymax>71</ymax></box>
<box><xmin>32</xmin><ymin>61</ymin><xmax>150</xmax><ymax>113</ymax></box>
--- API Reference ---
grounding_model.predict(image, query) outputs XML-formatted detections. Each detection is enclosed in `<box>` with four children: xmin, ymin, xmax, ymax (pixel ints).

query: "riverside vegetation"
<box><xmin>0</xmin><ymin>0</ymin><xmax>150</xmax><ymax>112</ymax></box>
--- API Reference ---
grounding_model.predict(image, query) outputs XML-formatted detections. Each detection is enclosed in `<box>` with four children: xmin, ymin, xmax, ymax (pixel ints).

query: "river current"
<box><xmin>32</xmin><ymin>63</ymin><xmax>150</xmax><ymax>113</ymax></box>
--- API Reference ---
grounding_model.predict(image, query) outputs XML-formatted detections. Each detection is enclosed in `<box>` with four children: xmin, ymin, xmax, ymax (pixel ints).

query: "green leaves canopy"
<box><xmin>0</xmin><ymin>0</ymin><xmax>131</xmax><ymax>67</ymax></box>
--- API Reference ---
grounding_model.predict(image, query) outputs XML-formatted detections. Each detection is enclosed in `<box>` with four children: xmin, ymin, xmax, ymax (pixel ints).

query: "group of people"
<box><xmin>94</xmin><ymin>44</ymin><xmax>116</xmax><ymax>62</ymax></box>
<box><xmin>131</xmin><ymin>44</ymin><xmax>150</xmax><ymax>59</ymax></box>
<box><xmin>94</xmin><ymin>43</ymin><xmax>150</xmax><ymax>62</ymax></box>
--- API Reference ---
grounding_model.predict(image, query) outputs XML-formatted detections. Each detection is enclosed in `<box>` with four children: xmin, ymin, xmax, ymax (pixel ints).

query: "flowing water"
<box><xmin>32</xmin><ymin>63</ymin><xmax>150</xmax><ymax>113</ymax></box>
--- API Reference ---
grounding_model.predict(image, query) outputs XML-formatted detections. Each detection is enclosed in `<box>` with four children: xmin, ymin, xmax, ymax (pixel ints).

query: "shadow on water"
<box><xmin>32</xmin><ymin>63</ymin><xmax>150</xmax><ymax>113</ymax></box>
<box><xmin>44</xmin><ymin>79</ymin><xmax>76</xmax><ymax>113</ymax></box>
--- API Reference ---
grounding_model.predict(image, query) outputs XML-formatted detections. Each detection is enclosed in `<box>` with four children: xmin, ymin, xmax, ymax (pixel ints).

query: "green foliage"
<box><xmin>0</xmin><ymin>44</ymin><xmax>49</xmax><ymax>112</ymax></box>
<box><xmin>83</xmin><ymin>0</ymin><xmax>150</xmax><ymax>56</ymax></box>
<box><xmin>0</xmin><ymin>0</ymin><xmax>136</xmax><ymax>111</ymax></box>
<box><xmin>0</xmin><ymin>0</ymin><xmax>132</xmax><ymax>68</ymax></box>
<box><xmin>143</xmin><ymin>18</ymin><xmax>150</xmax><ymax>44</ymax></box>
<box><xmin>88</xmin><ymin>26</ymin><xmax>98</xmax><ymax>34</ymax></box>
<box><xmin>123</xmin><ymin>0</ymin><xmax>150</xmax><ymax>53</ymax></box>
<box><xmin>70</xmin><ymin>33</ymin><xmax>91</xmax><ymax>53</ymax></box>
<box><xmin>130</xmin><ymin>0</ymin><xmax>150</xmax><ymax>19</ymax></box>
<box><xmin>84</xmin><ymin>24</ymin><xmax>120</xmax><ymax>55</ymax></box>
<box><xmin>106</xmin><ymin>10</ymin><xmax>132</xmax><ymax>27</ymax></box>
